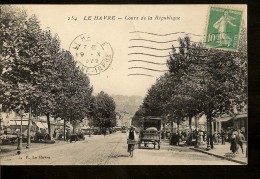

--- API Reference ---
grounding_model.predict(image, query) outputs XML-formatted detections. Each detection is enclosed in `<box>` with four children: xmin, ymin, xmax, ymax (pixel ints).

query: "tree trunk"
<box><xmin>162</xmin><ymin>122</ymin><xmax>166</xmax><ymax>139</ymax></box>
<box><xmin>189</xmin><ymin>116</ymin><xmax>192</xmax><ymax>133</ymax></box>
<box><xmin>72</xmin><ymin>120</ymin><xmax>76</xmax><ymax>134</ymax></box>
<box><xmin>195</xmin><ymin>116</ymin><xmax>198</xmax><ymax>131</ymax></box>
<box><xmin>27</xmin><ymin>106</ymin><xmax>31</xmax><ymax>148</ymax></box>
<box><xmin>170</xmin><ymin>122</ymin><xmax>173</xmax><ymax>133</ymax></box>
<box><xmin>209</xmin><ymin>116</ymin><xmax>213</xmax><ymax>149</ymax></box>
<box><xmin>206</xmin><ymin>112</ymin><xmax>214</xmax><ymax>149</ymax></box>
<box><xmin>47</xmin><ymin>113</ymin><xmax>51</xmax><ymax>134</ymax></box>
<box><xmin>63</xmin><ymin>119</ymin><xmax>66</xmax><ymax>141</ymax></box>
<box><xmin>177</xmin><ymin>122</ymin><xmax>179</xmax><ymax>131</ymax></box>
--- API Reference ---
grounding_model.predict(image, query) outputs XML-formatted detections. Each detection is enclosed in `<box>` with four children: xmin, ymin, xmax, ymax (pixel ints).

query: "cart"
<box><xmin>138</xmin><ymin>116</ymin><xmax>162</xmax><ymax>150</ymax></box>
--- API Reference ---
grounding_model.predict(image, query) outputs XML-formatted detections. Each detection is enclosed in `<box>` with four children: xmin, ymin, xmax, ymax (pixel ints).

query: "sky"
<box><xmin>20</xmin><ymin>5</ymin><xmax>247</xmax><ymax>97</ymax></box>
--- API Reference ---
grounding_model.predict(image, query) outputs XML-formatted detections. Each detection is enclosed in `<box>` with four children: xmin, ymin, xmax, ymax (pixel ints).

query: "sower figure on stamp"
<box><xmin>213</xmin><ymin>10</ymin><xmax>237</xmax><ymax>47</ymax></box>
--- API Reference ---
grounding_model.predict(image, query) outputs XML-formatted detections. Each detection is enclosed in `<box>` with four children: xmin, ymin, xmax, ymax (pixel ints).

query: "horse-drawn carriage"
<box><xmin>138</xmin><ymin>116</ymin><xmax>162</xmax><ymax>150</ymax></box>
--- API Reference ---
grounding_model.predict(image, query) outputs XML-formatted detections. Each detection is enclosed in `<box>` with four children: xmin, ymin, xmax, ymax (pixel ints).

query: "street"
<box><xmin>0</xmin><ymin>132</ymin><xmax>240</xmax><ymax>165</ymax></box>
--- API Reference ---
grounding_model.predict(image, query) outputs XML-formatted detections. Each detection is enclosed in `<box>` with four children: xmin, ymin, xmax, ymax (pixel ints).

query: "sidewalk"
<box><xmin>0</xmin><ymin>140</ymin><xmax>69</xmax><ymax>158</ymax></box>
<box><xmin>0</xmin><ymin>134</ymin><xmax>106</xmax><ymax>158</ymax></box>
<box><xmin>189</xmin><ymin>142</ymin><xmax>247</xmax><ymax>165</ymax></box>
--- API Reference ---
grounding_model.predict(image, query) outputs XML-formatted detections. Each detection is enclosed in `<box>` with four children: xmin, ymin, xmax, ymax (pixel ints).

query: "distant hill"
<box><xmin>111</xmin><ymin>94</ymin><xmax>143</xmax><ymax>116</ymax></box>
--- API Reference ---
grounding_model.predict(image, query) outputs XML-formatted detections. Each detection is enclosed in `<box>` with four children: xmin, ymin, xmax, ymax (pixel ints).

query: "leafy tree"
<box><xmin>0</xmin><ymin>6</ymin><xmax>94</xmax><ymax>136</ymax></box>
<box><xmin>51</xmin><ymin>50</ymin><xmax>93</xmax><ymax>134</ymax></box>
<box><xmin>91</xmin><ymin>91</ymin><xmax>117</xmax><ymax>132</ymax></box>
<box><xmin>167</xmin><ymin>35</ymin><xmax>247</xmax><ymax>148</ymax></box>
<box><xmin>135</xmin><ymin>31</ymin><xmax>247</xmax><ymax>149</ymax></box>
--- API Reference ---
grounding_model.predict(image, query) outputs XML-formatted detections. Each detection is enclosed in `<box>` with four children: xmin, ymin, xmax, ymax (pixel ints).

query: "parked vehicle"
<box><xmin>138</xmin><ymin>116</ymin><xmax>162</xmax><ymax>150</ymax></box>
<box><xmin>76</xmin><ymin>131</ymin><xmax>85</xmax><ymax>141</ymax></box>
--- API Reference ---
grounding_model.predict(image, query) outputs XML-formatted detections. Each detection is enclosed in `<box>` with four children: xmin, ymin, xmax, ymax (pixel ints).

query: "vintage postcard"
<box><xmin>0</xmin><ymin>5</ymin><xmax>247</xmax><ymax>165</ymax></box>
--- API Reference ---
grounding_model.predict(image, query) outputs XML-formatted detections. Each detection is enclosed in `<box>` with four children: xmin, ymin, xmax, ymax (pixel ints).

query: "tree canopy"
<box><xmin>0</xmin><ymin>5</ymin><xmax>114</xmax><ymax>134</ymax></box>
<box><xmin>133</xmin><ymin>30</ymin><xmax>247</xmax><ymax>140</ymax></box>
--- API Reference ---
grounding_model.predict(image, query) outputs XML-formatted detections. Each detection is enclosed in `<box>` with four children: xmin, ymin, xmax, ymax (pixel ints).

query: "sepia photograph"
<box><xmin>0</xmin><ymin>4</ymin><xmax>247</xmax><ymax>165</ymax></box>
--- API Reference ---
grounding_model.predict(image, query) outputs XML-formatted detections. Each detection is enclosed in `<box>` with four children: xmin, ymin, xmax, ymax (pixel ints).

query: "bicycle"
<box><xmin>129</xmin><ymin>144</ymin><xmax>135</xmax><ymax>157</ymax></box>
<box><xmin>127</xmin><ymin>139</ymin><xmax>136</xmax><ymax>158</ymax></box>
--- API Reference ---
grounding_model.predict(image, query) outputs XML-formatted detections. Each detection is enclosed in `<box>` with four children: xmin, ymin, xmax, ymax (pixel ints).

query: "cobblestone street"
<box><xmin>1</xmin><ymin>132</ymin><xmax>241</xmax><ymax>165</ymax></box>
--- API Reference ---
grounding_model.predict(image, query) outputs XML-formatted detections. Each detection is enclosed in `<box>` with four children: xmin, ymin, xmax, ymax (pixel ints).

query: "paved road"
<box><xmin>0</xmin><ymin>132</ymin><xmax>240</xmax><ymax>165</ymax></box>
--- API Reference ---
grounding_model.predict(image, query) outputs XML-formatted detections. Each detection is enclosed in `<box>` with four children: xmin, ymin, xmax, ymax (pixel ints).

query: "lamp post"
<box><xmin>26</xmin><ymin>106</ymin><xmax>31</xmax><ymax>149</ymax></box>
<box><xmin>0</xmin><ymin>104</ymin><xmax>2</xmax><ymax>132</ymax></box>
<box><xmin>17</xmin><ymin>108</ymin><xmax>24</xmax><ymax>150</ymax></box>
<box><xmin>0</xmin><ymin>104</ymin><xmax>2</xmax><ymax>152</ymax></box>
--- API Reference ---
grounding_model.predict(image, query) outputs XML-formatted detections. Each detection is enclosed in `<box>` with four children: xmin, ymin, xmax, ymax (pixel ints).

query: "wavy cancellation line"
<box><xmin>128</xmin><ymin>46</ymin><xmax>173</xmax><ymax>51</ymax></box>
<box><xmin>128</xmin><ymin>53</ymin><xmax>170</xmax><ymax>58</ymax></box>
<box><xmin>128</xmin><ymin>60</ymin><xmax>167</xmax><ymax>65</ymax></box>
<box><xmin>129</xmin><ymin>38</ymin><xmax>179</xmax><ymax>44</ymax></box>
<box><xmin>129</xmin><ymin>31</ymin><xmax>233</xmax><ymax>37</ymax></box>
<box><xmin>130</xmin><ymin>38</ymin><xmax>233</xmax><ymax>45</ymax></box>
<box><xmin>128</xmin><ymin>46</ymin><xmax>221</xmax><ymax>50</ymax></box>
<box><xmin>128</xmin><ymin>67</ymin><xmax>168</xmax><ymax>72</ymax></box>
<box><xmin>128</xmin><ymin>73</ymin><xmax>155</xmax><ymax>77</ymax></box>
<box><xmin>129</xmin><ymin>31</ymin><xmax>204</xmax><ymax>37</ymax></box>
<box><xmin>129</xmin><ymin>38</ymin><xmax>206</xmax><ymax>44</ymax></box>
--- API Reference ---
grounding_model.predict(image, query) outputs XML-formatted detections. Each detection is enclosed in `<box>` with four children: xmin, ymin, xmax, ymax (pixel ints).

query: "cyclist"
<box><xmin>127</xmin><ymin>126</ymin><xmax>137</xmax><ymax>156</ymax></box>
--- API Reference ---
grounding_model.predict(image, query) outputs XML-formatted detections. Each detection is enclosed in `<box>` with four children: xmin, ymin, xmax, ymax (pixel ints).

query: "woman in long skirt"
<box><xmin>230</xmin><ymin>133</ymin><xmax>238</xmax><ymax>153</ymax></box>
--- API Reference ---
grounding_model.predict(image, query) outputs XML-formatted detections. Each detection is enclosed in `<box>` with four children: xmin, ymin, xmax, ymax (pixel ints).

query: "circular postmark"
<box><xmin>69</xmin><ymin>34</ymin><xmax>113</xmax><ymax>75</ymax></box>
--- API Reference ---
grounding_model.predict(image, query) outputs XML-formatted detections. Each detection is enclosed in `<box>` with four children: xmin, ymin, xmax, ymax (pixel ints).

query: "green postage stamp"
<box><xmin>205</xmin><ymin>6</ymin><xmax>243</xmax><ymax>51</ymax></box>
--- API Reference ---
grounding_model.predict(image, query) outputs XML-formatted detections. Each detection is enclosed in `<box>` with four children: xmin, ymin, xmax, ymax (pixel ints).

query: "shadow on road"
<box><xmin>137</xmin><ymin>147</ymin><xmax>159</xmax><ymax>150</ymax></box>
<box><xmin>110</xmin><ymin>154</ymin><xmax>129</xmax><ymax>158</ymax></box>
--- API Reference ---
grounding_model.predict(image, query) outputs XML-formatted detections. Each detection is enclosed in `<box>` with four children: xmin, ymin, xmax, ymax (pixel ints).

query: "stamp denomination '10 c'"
<box><xmin>205</xmin><ymin>7</ymin><xmax>243</xmax><ymax>51</ymax></box>
<box><xmin>69</xmin><ymin>34</ymin><xmax>113</xmax><ymax>75</ymax></box>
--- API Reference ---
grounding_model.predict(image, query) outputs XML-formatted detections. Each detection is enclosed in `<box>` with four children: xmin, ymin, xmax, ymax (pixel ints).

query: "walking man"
<box><xmin>221</xmin><ymin>130</ymin><xmax>226</xmax><ymax>145</ymax></box>
<box><xmin>236</xmin><ymin>129</ymin><xmax>245</xmax><ymax>154</ymax></box>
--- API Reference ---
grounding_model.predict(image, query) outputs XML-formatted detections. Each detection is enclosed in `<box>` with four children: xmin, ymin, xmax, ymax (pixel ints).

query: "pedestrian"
<box><xmin>230</xmin><ymin>131</ymin><xmax>238</xmax><ymax>153</ymax></box>
<box><xmin>176</xmin><ymin>131</ymin><xmax>181</xmax><ymax>146</ymax></box>
<box><xmin>214</xmin><ymin>131</ymin><xmax>218</xmax><ymax>144</ymax></box>
<box><xmin>53</xmin><ymin>129</ymin><xmax>57</xmax><ymax>138</ymax></box>
<box><xmin>202</xmin><ymin>131</ymin><xmax>206</xmax><ymax>142</ymax></box>
<box><xmin>66</xmin><ymin>129</ymin><xmax>71</xmax><ymax>142</ymax></box>
<box><xmin>236</xmin><ymin>129</ymin><xmax>245</xmax><ymax>154</ymax></box>
<box><xmin>221</xmin><ymin>130</ymin><xmax>226</xmax><ymax>145</ymax></box>
<box><xmin>103</xmin><ymin>128</ymin><xmax>106</xmax><ymax>138</ymax></box>
<box><xmin>127</xmin><ymin>126</ymin><xmax>137</xmax><ymax>155</ymax></box>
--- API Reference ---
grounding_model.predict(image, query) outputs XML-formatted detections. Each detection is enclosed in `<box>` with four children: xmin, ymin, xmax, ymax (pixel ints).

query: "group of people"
<box><xmin>126</xmin><ymin>126</ymin><xmax>246</xmax><ymax>157</ymax></box>
<box><xmin>230</xmin><ymin>129</ymin><xmax>246</xmax><ymax>154</ymax></box>
<box><xmin>213</xmin><ymin>130</ymin><xmax>227</xmax><ymax>145</ymax></box>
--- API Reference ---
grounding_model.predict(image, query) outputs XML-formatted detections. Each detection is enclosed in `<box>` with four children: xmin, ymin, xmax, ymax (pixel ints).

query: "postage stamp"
<box><xmin>205</xmin><ymin>6</ymin><xmax>243</xmax><ymax>51</ymax></box>
<box><xmin>69</xmin><ymin>34</ymin><xmax>113</xmax><ymax>75</ymax></box>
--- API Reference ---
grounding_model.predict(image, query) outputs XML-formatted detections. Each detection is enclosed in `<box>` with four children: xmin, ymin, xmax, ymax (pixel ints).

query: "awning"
<box><xmin>9</xmin><ymin>120</ymin><xmax>29</xmax><ymax>126</ymax></box>
<box><xmin>55</xmin><ymin>123</ymin><xmax>64</xmax><ymax>127</ymax></box>
<box><xmin>219</xmin><ymin>117</ymin><xmax>232</xmax><ymax>122</ymax></box>
<box><xmin>36</xmin><ymin>122</ymin><xmax>47</xmax><ymax>129</ymax></box>
<box><xmin>235</xmin><ymin>113</ymin><xmax>247</xmax><ymax>119</ymax></box>
<box><xmin>81</xmin><ymin>126</ymin><xmax>90</xmax><ymax>129</ymax></box>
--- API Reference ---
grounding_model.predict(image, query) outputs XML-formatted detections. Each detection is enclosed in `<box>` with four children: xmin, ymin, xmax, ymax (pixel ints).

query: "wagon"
<box><xmin>138</xmin><ymin>116</ymin><xmax>162</xmax><ymax>150</ymax></box>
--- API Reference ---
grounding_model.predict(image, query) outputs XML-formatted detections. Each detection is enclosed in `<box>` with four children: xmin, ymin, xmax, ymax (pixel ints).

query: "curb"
<box><xmin>0</xmin><ymin>134</ymin><xmax>106</xmax><ymax>158</ymax></box>
<box><xmin>0</xmin><ymin>141</ymin><xmax>76</xmax><ymax>158</ymax></box>
<box><xmin>190</xmin><ymin>147</ymin><xmax>247</xmax><ymax>165</ymax></box>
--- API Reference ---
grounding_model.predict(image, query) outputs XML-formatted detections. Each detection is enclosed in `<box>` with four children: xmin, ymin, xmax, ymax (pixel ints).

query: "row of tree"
<box><xmin>0</xmin><ymin>6</ymin><xmax>116</xmax><ymax>137</ymax></box>
<box><xmin>132</xmin><ymin>29</ymin><xmax>247</xmax><ymax>148</ymax></box>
